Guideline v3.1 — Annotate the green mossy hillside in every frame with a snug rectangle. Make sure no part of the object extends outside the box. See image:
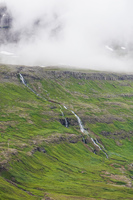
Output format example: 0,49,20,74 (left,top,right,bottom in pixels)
0,65,133,199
